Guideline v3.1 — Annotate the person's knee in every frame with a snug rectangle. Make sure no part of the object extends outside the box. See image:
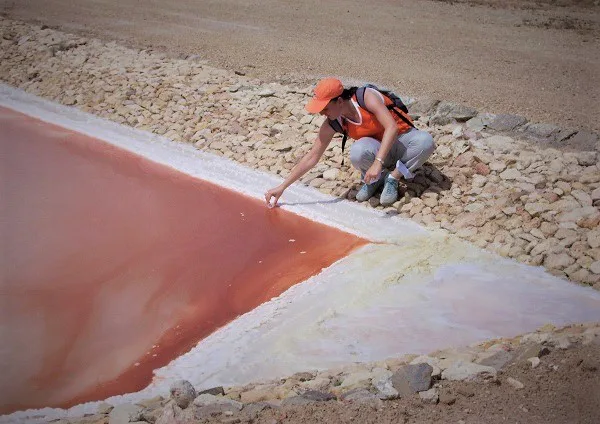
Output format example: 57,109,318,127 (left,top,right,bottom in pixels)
405,131,435,172
349,138,376,168
418,131,435,156
348,144,363,168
